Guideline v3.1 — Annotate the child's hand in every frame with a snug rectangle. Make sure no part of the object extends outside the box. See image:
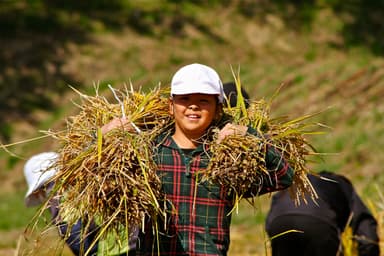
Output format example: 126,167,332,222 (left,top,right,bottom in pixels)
217,123,247,143
100,117,133,134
